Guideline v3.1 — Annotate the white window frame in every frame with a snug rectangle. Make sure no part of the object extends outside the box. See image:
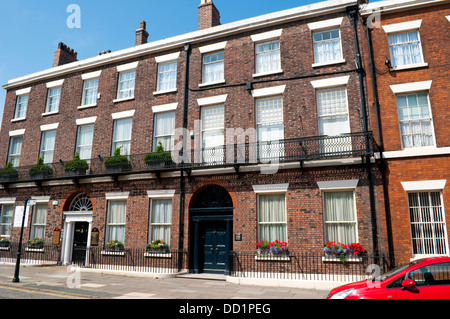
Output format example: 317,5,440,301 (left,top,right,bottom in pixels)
201,104,225,164
251,29,283,77
81,78,99,107
105,192,129,246
201,51,225,86
76,123,95,161
14,94,29,120
153,111,176,152
112,117,133,156
155,52,179,94
405,190,449,259
317,179,359,245
383,20,427,70
29,202,47,240
7,135,23,168
39,128,57,164
253,183,288,243
44,86,61,115
308,17,345,67
148,198,173,247
0,204,14,237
